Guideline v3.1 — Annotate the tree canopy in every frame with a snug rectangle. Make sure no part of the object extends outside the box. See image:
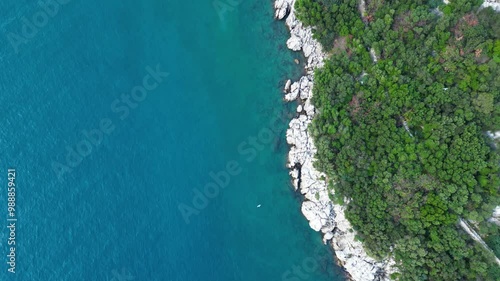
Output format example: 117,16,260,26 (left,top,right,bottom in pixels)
296,0,500,280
